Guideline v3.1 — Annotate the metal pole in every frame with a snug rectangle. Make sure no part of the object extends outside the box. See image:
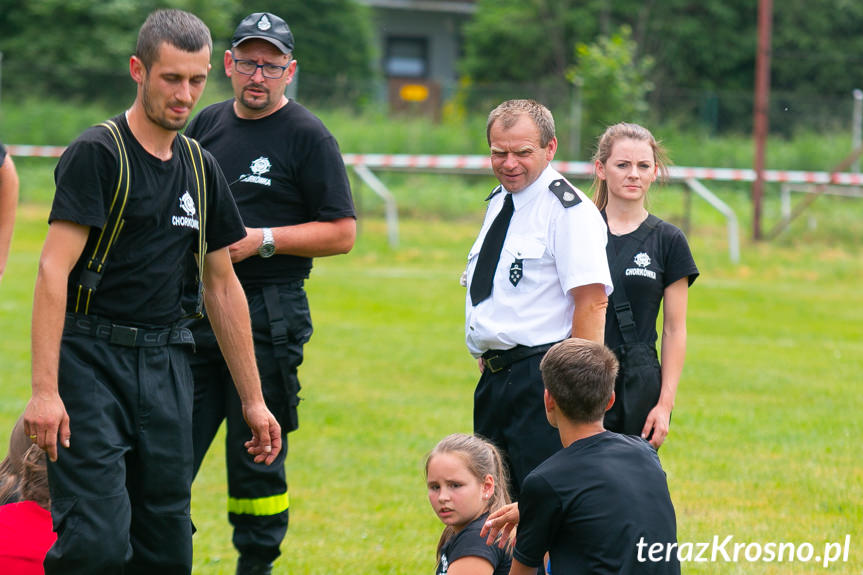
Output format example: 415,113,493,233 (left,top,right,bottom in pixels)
686,178,740,264
352,164,399,248
852,89,862,173
751,0,773,241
